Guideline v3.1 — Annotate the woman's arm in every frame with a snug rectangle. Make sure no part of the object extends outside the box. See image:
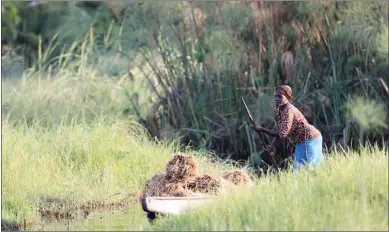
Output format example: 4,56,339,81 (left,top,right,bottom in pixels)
253,106,294,139
253,124,280,138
